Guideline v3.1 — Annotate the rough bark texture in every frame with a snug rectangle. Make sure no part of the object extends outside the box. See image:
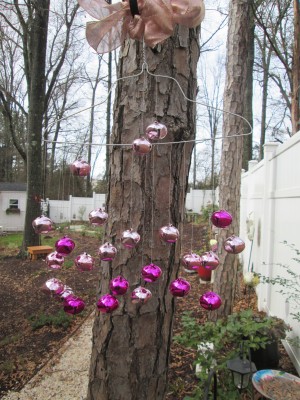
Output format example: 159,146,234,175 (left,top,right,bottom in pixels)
87,28,199,400
292,0,300,134
212,0,251,319
23,1,50,249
